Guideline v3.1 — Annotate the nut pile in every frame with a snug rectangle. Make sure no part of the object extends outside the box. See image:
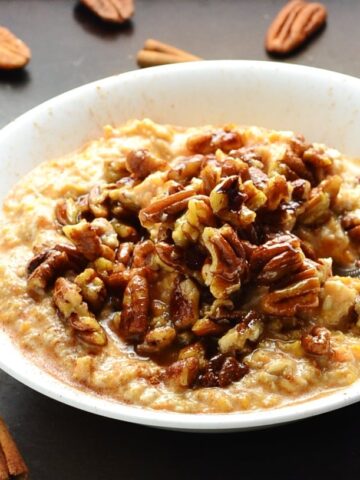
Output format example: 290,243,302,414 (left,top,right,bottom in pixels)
27,126,350,389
